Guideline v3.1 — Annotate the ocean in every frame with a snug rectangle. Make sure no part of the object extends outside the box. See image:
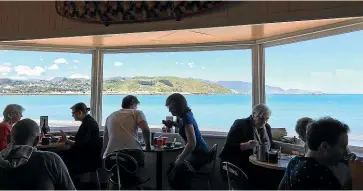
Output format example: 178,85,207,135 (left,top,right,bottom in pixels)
1,94,363,146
